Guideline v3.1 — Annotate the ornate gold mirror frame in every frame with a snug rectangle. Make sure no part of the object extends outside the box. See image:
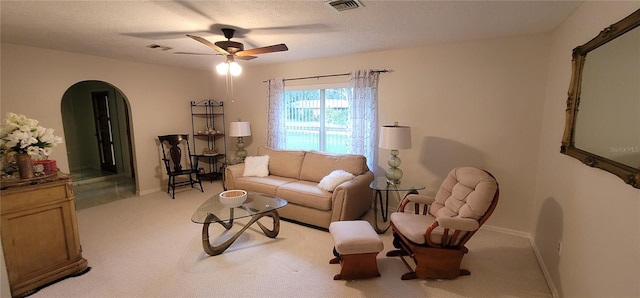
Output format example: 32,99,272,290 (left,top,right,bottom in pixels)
561,9,640,189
